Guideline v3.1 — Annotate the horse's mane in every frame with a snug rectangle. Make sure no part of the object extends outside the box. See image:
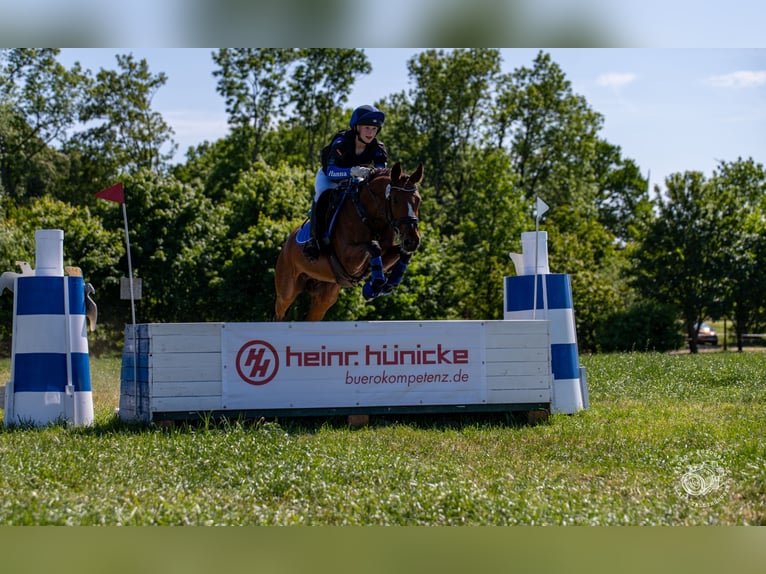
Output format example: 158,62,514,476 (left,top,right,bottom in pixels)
369,167,391,182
